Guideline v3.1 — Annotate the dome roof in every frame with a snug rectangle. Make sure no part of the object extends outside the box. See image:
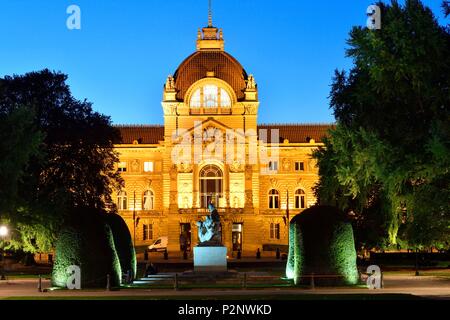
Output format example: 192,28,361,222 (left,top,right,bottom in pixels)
173,51,248,101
